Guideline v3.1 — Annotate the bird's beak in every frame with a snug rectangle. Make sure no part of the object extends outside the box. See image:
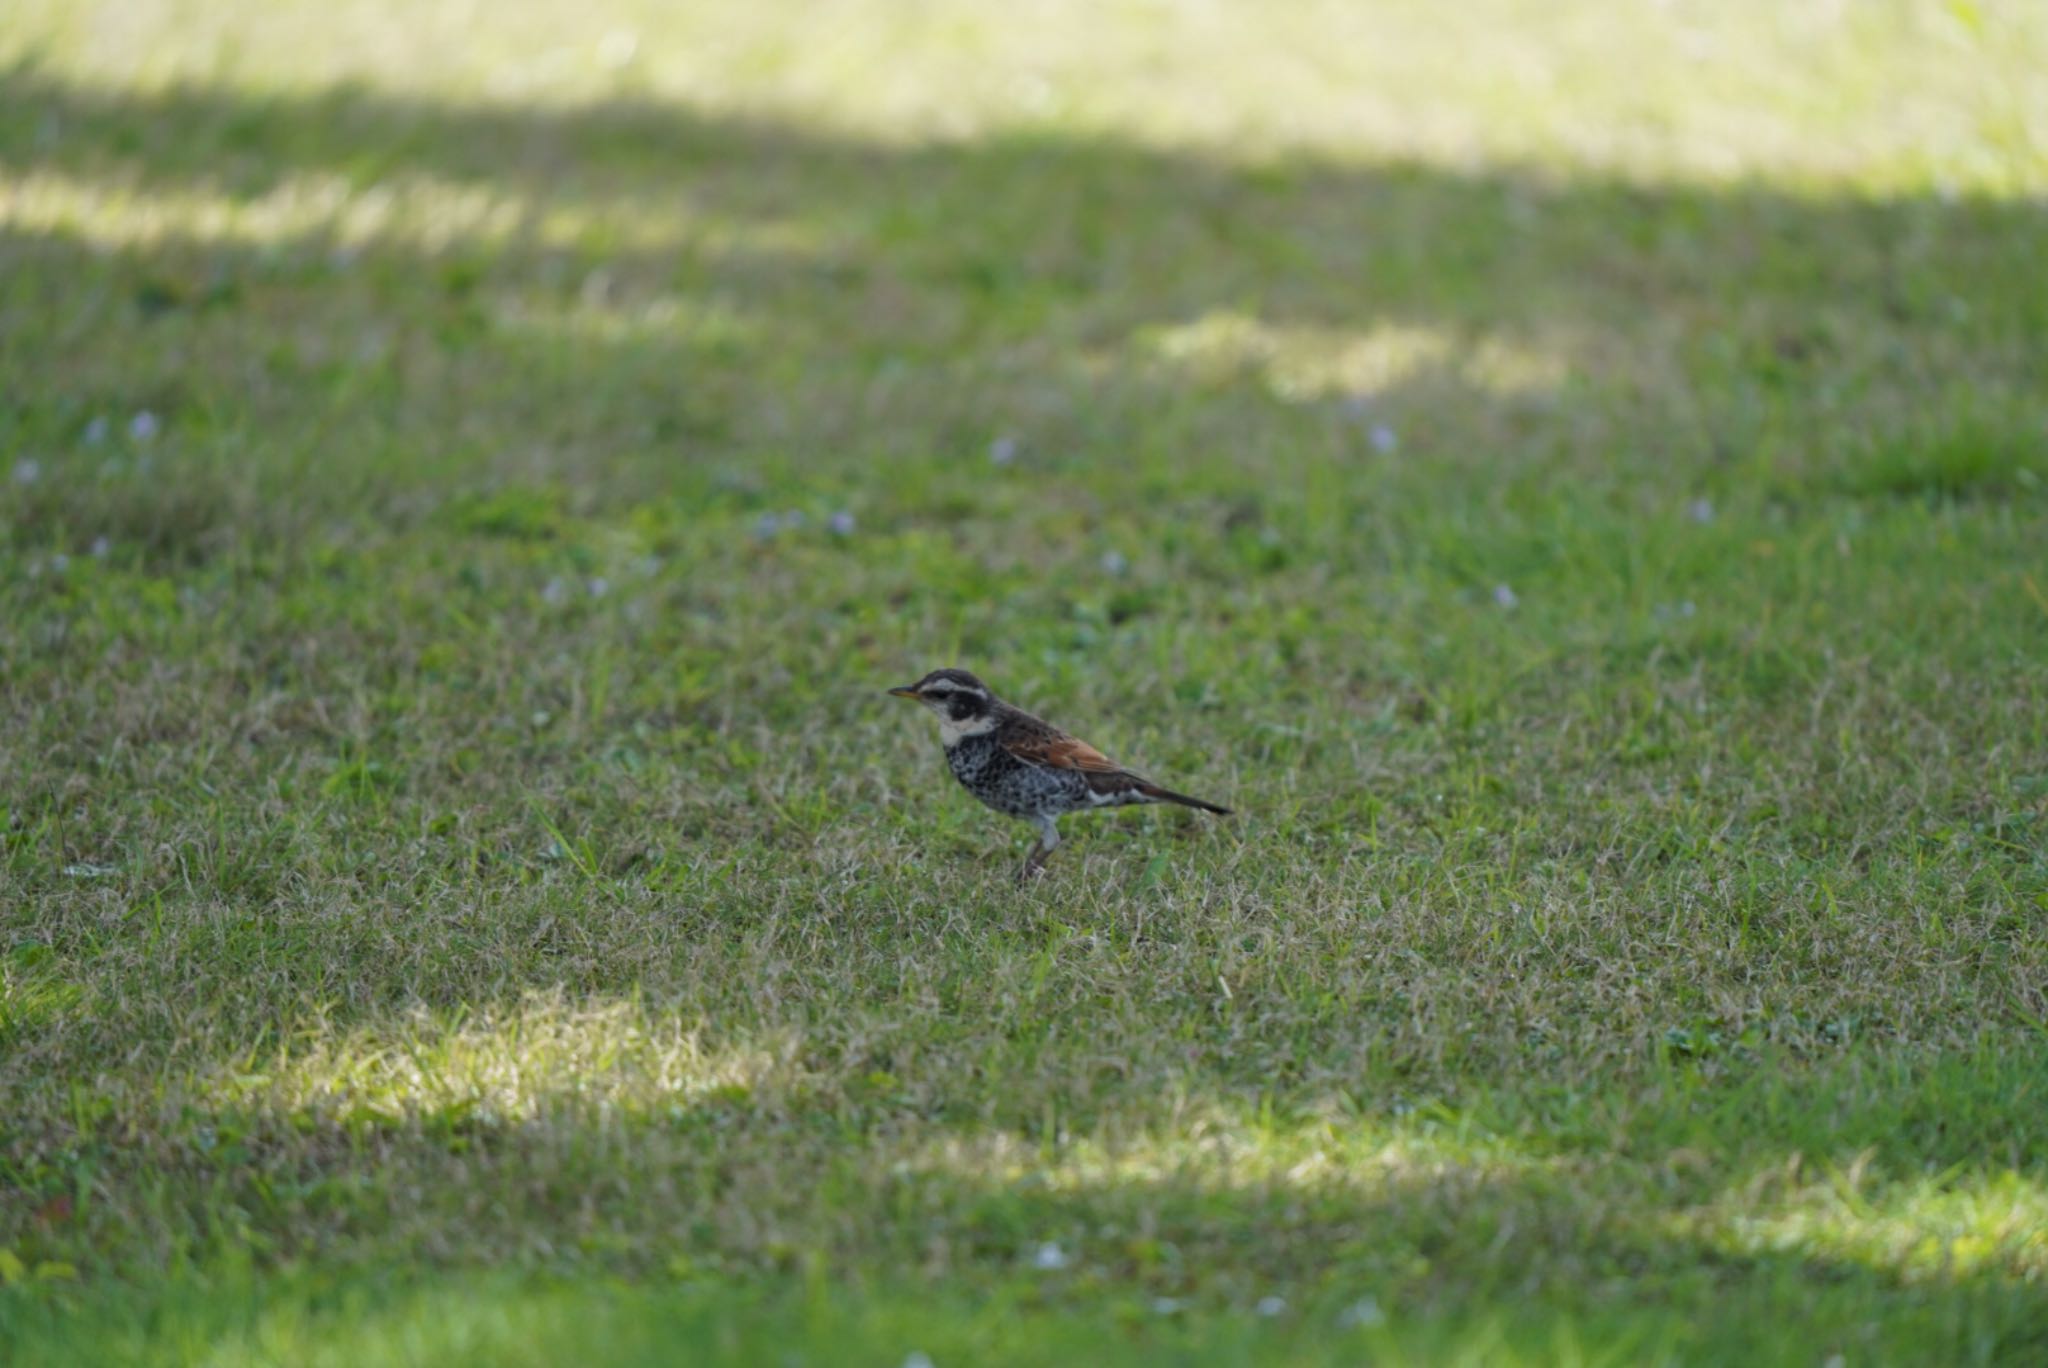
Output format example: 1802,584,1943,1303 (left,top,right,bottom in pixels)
887,685,922,699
